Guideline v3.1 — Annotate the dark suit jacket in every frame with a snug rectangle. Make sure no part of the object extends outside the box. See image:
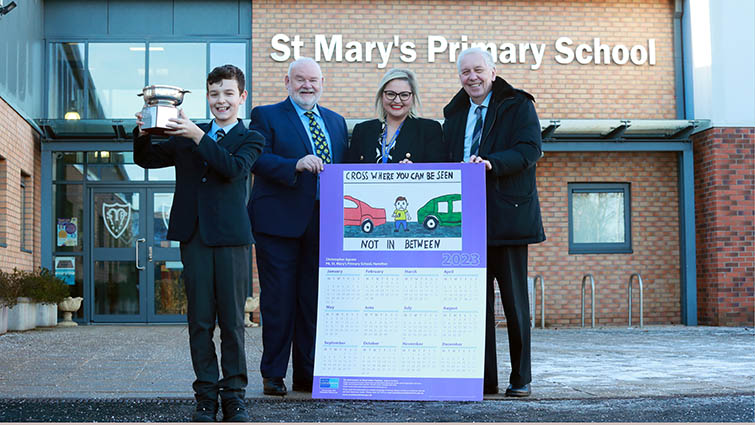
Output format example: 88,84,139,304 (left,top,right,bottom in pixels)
347,116,445,163
443,77,545,246
248,97,348,238
133,120,264,246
